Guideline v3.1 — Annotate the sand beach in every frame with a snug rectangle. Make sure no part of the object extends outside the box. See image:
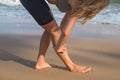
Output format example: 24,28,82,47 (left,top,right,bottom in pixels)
0,22,120,80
